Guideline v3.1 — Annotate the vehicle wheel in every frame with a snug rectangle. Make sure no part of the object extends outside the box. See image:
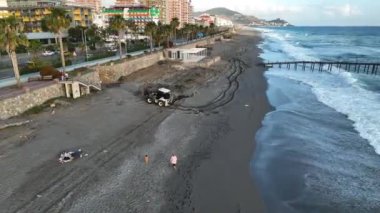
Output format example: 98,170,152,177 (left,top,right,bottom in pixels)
146,98,153,104
158,101,164,107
